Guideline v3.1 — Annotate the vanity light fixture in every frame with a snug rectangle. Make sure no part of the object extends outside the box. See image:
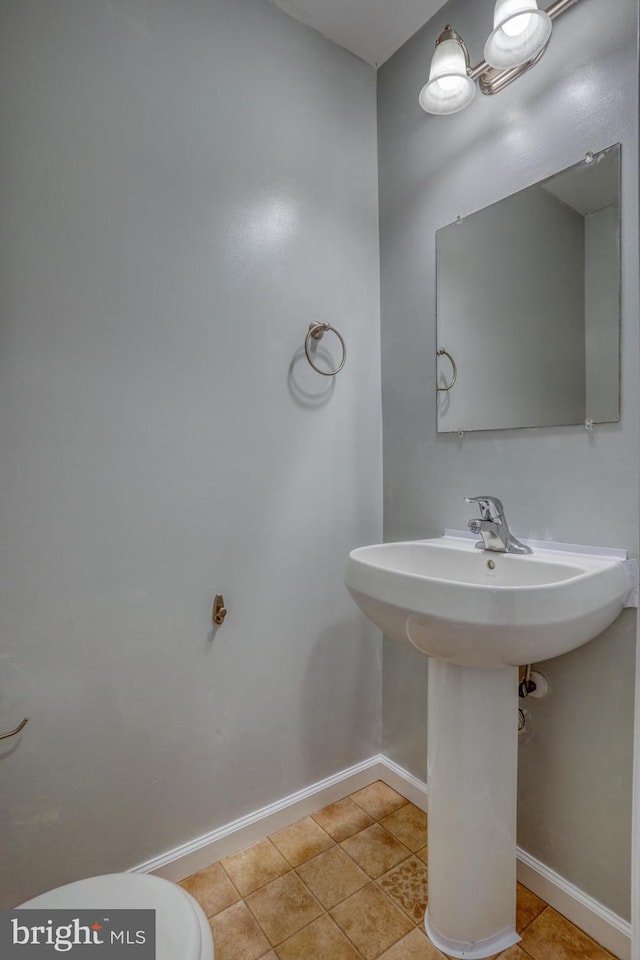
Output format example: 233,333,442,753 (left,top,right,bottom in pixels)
485,0,552,68
419,0,581,116
418,25,476,116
